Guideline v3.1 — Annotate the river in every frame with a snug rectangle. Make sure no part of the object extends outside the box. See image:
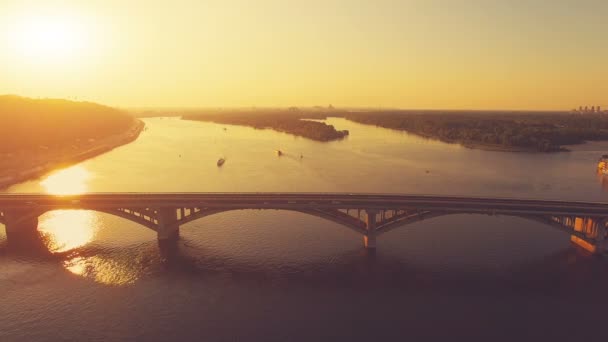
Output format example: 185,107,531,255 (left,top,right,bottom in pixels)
1,117,608,341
